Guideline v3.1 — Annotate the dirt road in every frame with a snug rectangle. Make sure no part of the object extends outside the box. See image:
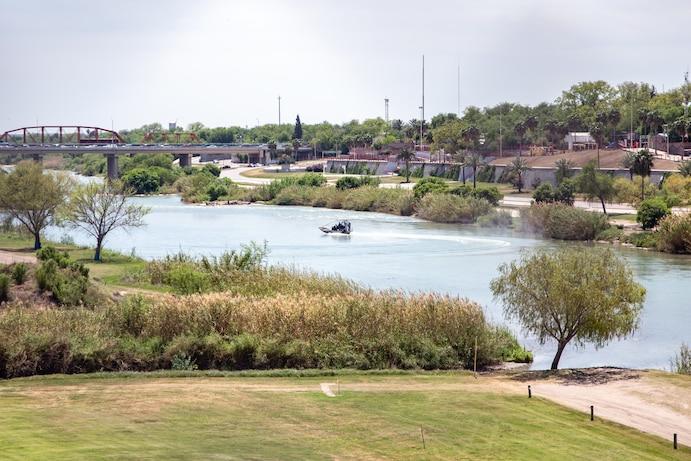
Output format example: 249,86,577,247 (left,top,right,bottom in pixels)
0,249,36,265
